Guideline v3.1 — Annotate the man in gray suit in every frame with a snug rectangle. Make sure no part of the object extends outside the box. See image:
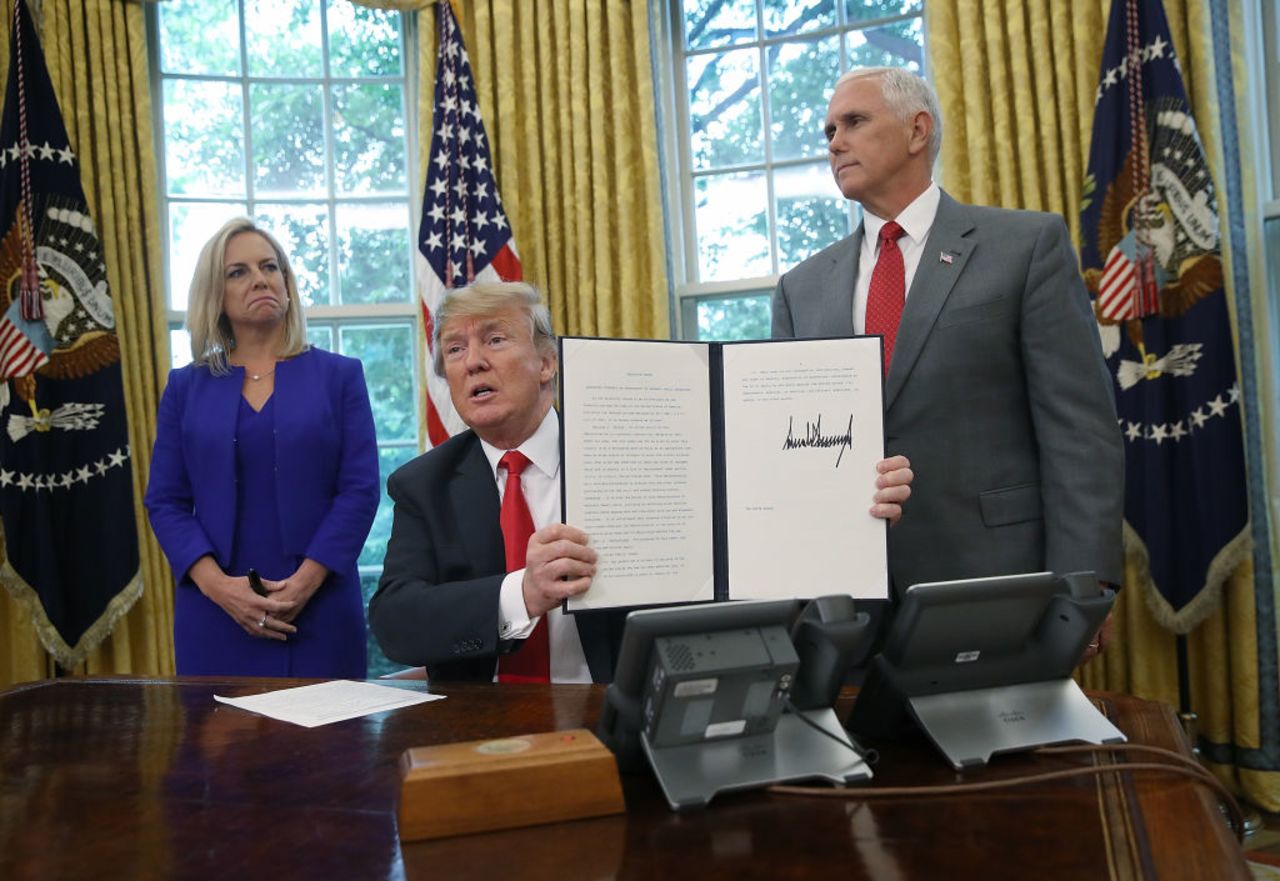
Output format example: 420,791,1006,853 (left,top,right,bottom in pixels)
772,68,1122,661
